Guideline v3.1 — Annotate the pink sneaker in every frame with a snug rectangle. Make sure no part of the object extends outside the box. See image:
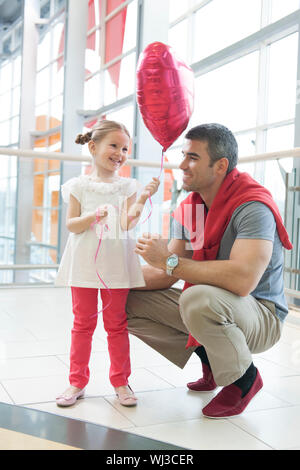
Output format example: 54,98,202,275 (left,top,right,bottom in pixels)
56,388,85,407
